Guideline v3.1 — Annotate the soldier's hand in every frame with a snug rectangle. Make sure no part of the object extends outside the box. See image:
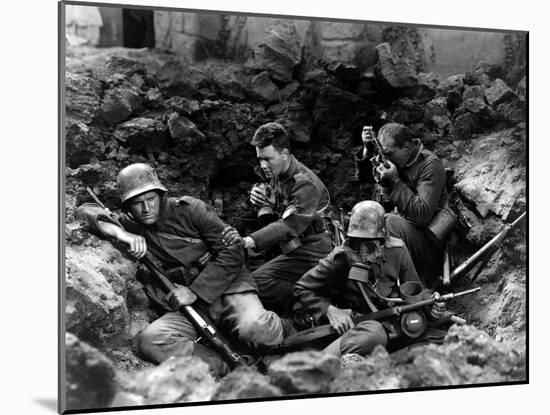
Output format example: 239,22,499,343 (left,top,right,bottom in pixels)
430,292,447,320
165,284,197,309
376,160,399,184
250,184,269,206
326,305,355,335
118,230,147,259
221,226,243,246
